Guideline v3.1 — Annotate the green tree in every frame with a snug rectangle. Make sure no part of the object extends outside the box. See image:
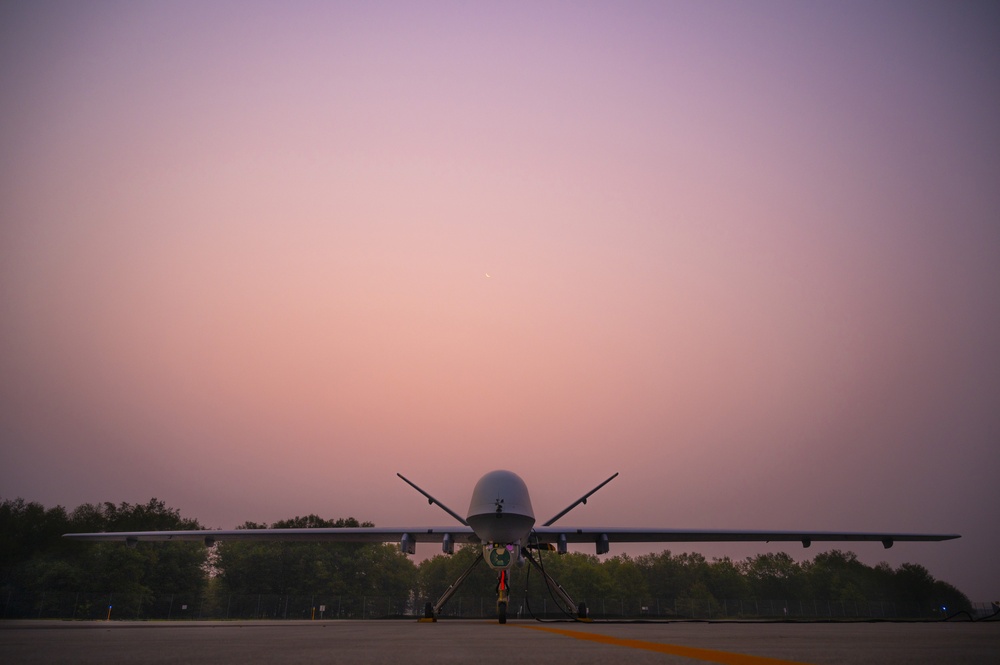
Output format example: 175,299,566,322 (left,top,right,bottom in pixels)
1,499,75,590
741,552,804,599
636,550,684,598
68,499,208,606
928,579,971,615
869,561,895,601
887,562,968,616
2,497,206,596
674,552,711,598
706,556,749,600
637,551,741,601
803,550,870,603
215,515,416,613
603,554,649,599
